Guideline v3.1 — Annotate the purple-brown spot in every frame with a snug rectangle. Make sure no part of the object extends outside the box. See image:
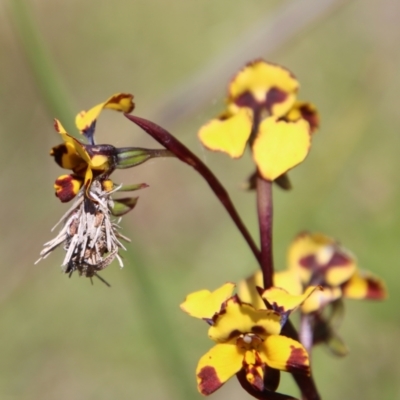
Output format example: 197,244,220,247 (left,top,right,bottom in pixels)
197,366,222,395
265,88,288,114
251,325,267,335
50,144,69,168
365,278,387,300
286,346,310,375
234,91,260,110
54,175,82,203
298,104,319,133
299,249,352,282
